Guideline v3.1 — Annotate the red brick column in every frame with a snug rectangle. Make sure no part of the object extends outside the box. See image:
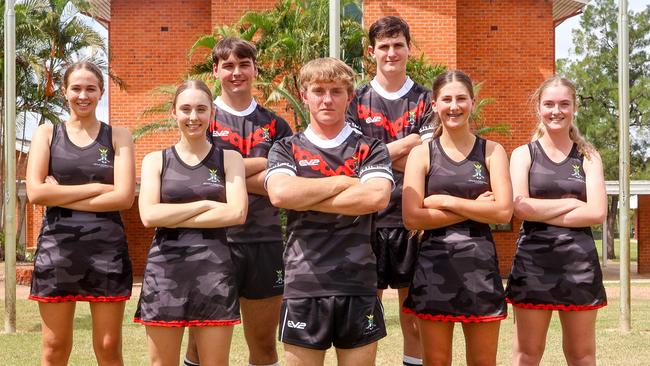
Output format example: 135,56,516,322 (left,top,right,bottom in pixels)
637,195,650,274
